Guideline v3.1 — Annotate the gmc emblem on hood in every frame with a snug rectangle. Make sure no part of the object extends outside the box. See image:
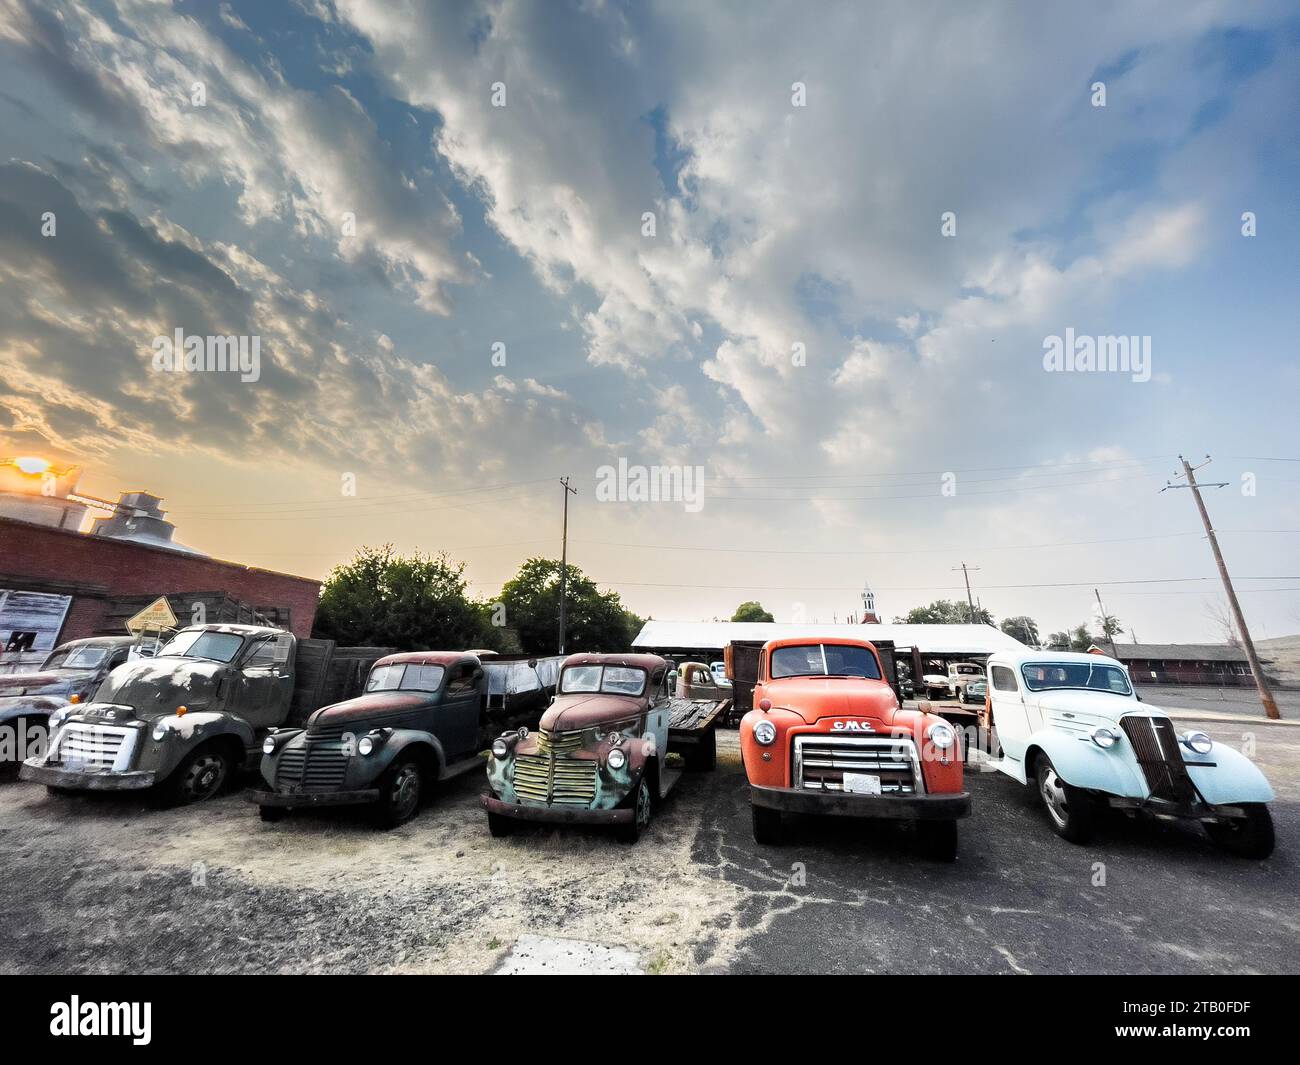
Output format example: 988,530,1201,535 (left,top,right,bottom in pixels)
831,721,875,732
